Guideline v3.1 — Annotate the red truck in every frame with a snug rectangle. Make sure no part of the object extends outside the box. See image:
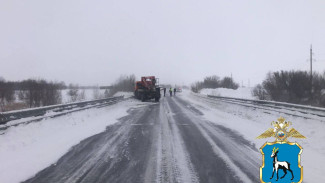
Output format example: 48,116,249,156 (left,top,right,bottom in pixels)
134,76,161,102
